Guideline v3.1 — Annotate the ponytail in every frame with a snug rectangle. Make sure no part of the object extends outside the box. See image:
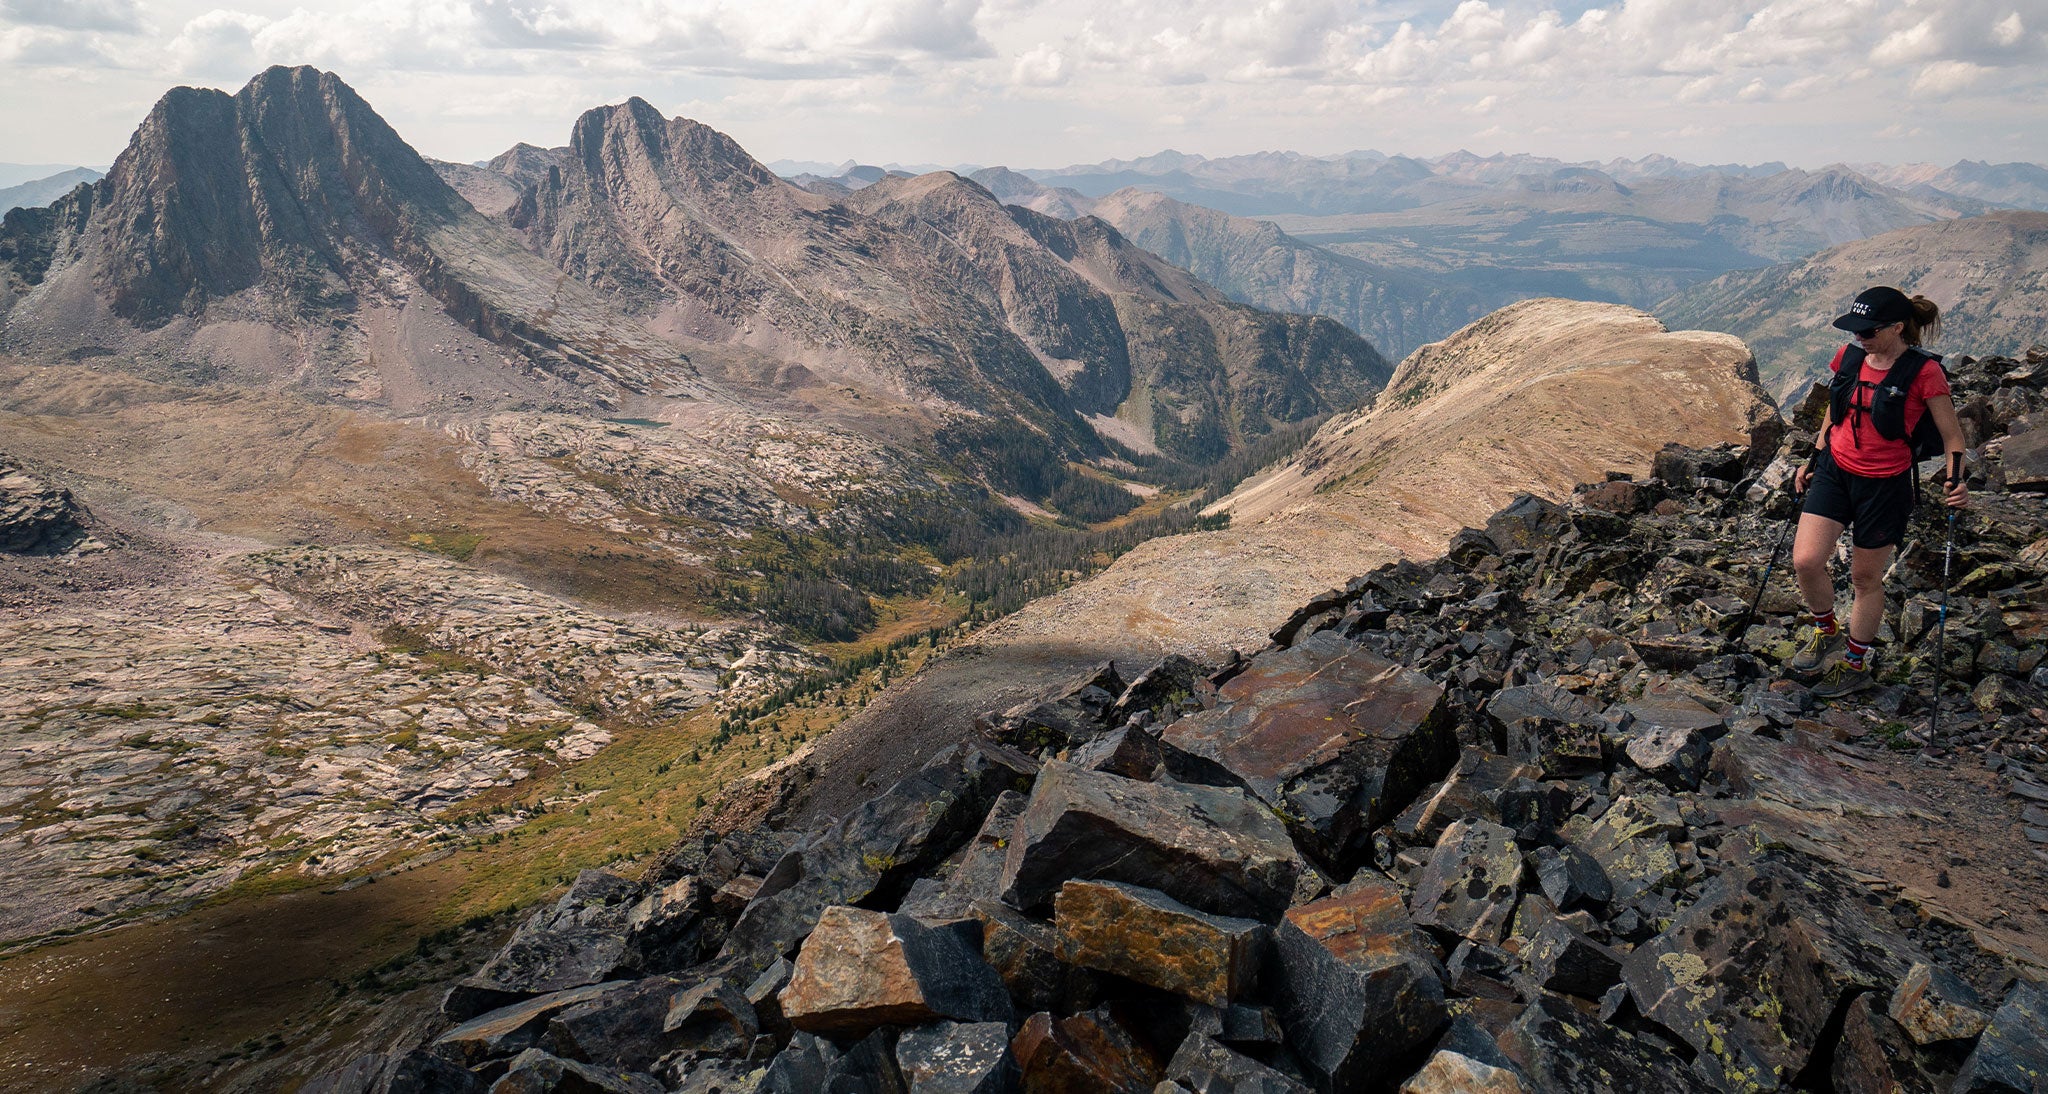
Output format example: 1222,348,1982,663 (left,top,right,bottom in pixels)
1902,295,1941,346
